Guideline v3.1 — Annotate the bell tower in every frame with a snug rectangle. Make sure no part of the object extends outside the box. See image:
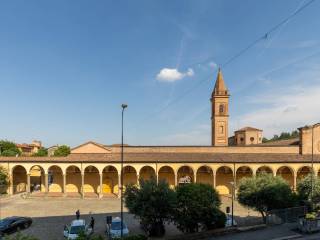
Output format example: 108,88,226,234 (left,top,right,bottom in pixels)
211,68,229,146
